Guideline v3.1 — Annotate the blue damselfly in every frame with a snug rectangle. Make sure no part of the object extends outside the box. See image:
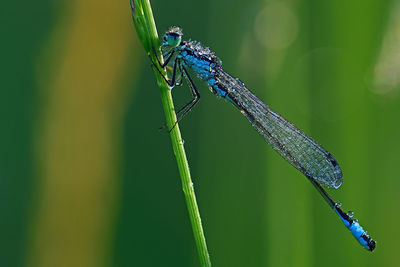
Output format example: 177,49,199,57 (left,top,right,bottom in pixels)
150,26,376,251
